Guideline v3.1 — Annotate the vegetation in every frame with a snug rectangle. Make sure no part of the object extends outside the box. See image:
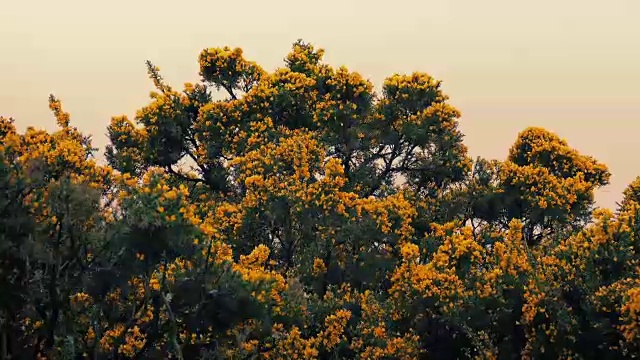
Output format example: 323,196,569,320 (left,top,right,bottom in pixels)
2,40,640,359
